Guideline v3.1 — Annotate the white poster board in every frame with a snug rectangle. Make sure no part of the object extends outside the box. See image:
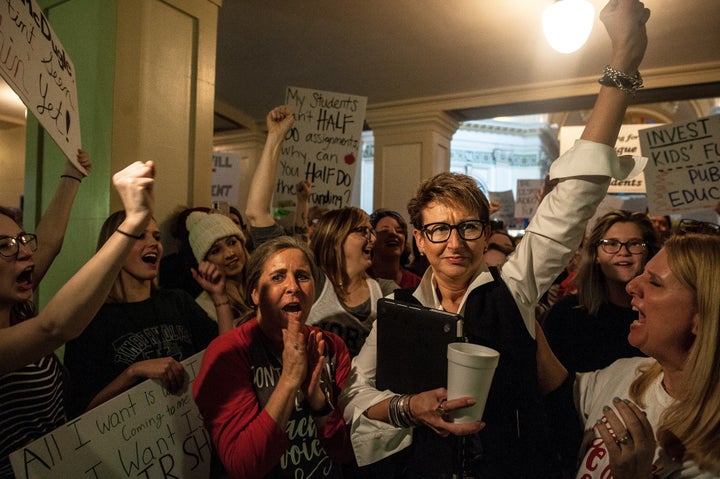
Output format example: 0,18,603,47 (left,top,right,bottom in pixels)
639,115,720,216
488,190,516,228
560,124,653,194
0,0,83,171
514,179,544,219
211,152,242,207
275,86,367,210
10,352,211,479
